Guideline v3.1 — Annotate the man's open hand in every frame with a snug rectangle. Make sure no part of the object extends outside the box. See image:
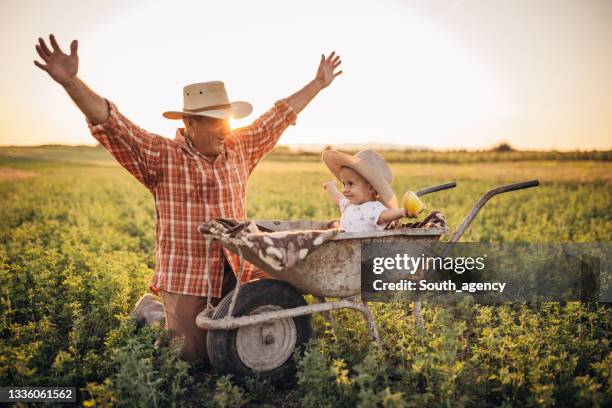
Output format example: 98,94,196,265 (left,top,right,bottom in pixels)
315,51,343,89
34,34,79,87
